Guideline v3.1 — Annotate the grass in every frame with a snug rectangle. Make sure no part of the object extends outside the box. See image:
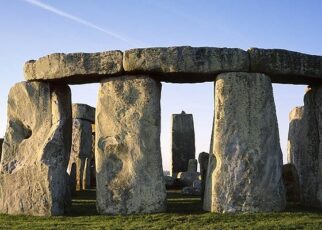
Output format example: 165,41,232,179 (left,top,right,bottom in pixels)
0,190,321,229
